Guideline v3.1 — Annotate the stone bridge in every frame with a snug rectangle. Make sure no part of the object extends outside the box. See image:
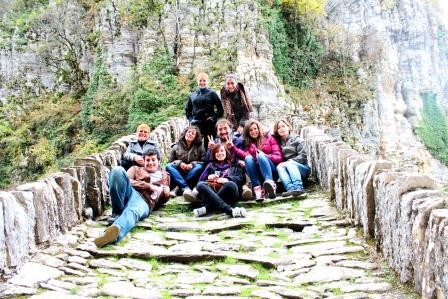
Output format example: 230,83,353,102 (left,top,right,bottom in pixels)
0,117,446,298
